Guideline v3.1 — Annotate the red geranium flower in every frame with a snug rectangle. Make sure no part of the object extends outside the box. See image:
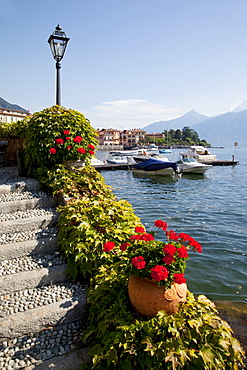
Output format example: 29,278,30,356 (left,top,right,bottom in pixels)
63,130,70,135
130,234,142,241
120,242,131,251
163,244,177,256
49,148,56,154
65,137,71,140
89,150,95,155
162,254,176,265
139,233,155,241
166,230,179,241
73,136,83,143
135,226,145,233
103,241,115,252
177,247,189,258
131,256,146,269
173,273,187,284
189,239,202,253
67,146,72,150
77,148,86,154
150,265,169,281
88,144,95,150
55,138,64,145
154,220,168,231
